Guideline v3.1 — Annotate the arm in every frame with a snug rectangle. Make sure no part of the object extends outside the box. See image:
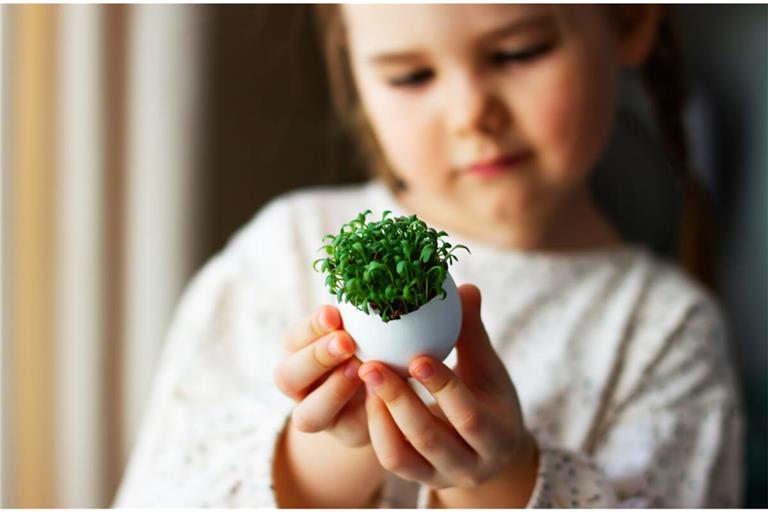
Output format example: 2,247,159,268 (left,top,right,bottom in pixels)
429,430,540,508
113,253,298,506
271,303,391,507
583,299,744,507
273,417,386,508
418,296,743,508
113,277,385,507
116,195,393,507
